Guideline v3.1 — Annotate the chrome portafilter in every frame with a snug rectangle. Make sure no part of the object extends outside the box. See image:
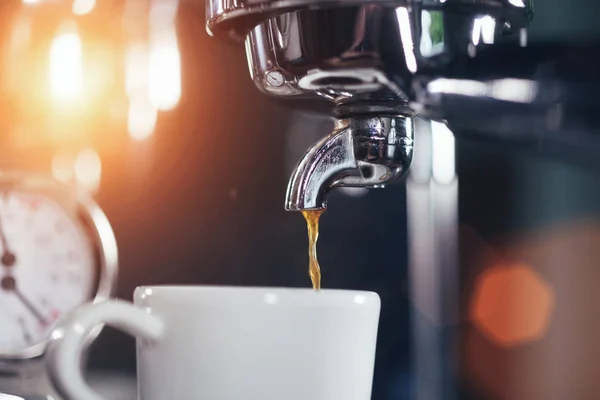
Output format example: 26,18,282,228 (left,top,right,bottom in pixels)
206,0,533,210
